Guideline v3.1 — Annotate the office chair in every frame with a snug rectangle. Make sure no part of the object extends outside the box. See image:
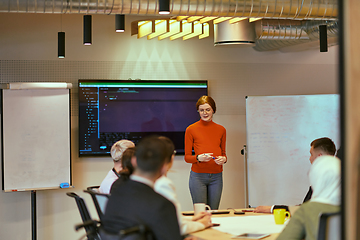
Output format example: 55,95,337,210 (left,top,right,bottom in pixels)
84,187,153,240
84,186,110,222
66,192,101,240
318,212,341,240
99,225,154,240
